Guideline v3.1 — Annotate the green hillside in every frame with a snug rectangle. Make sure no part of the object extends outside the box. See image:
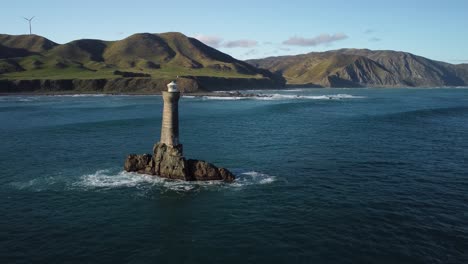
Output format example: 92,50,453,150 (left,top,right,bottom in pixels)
0,32,279,82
